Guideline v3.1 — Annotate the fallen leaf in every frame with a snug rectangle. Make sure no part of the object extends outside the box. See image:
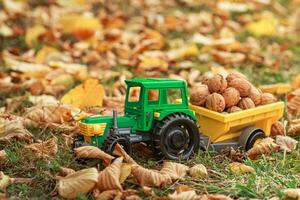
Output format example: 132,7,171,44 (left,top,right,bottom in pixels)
49,61,88,81
74,146,114,166
59,167,75,177
131,165,172,187
25,137,58,159
120,163,132,184
94,189,122,200
160,161,189,181
229,162,255,174
58,168,99,199
288,124,300,136
199,194,233,200
97,157,123,191
246,13,278,37
113,143,137,164
275,135,298,152
247,137,280,160
25,25,47,47
138,57,168,71
3,0,26,14
35,46,58,64
188,164,208,178
168,190,198,200
61,79,105,109
293,74,300,89
284,188,300,200
0,117,33,144
0,150,7,162
0,171,13,190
